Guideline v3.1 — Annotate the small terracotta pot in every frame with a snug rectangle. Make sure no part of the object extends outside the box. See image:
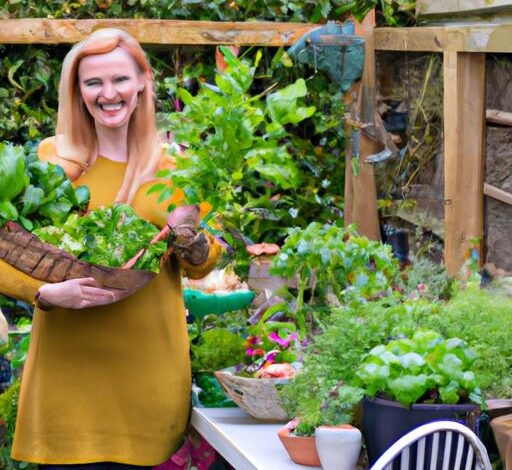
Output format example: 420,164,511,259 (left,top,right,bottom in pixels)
277,426,321,467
